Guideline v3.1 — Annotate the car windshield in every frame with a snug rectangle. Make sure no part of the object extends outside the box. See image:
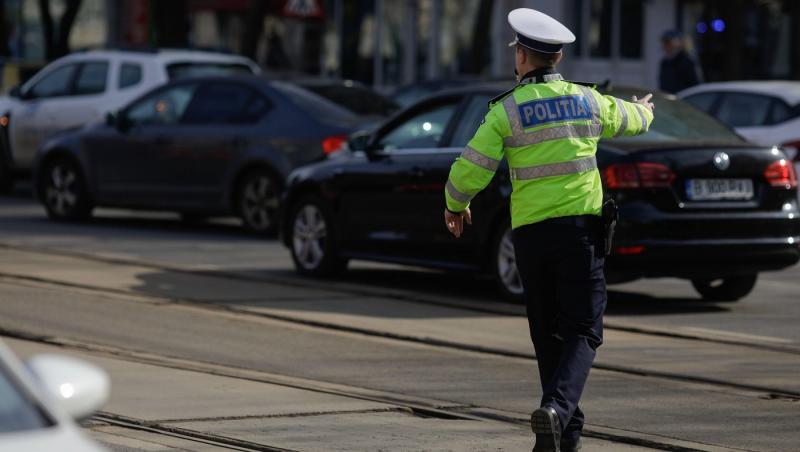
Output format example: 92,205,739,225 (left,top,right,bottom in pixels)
0,364,52,433
605,89,745,144
272,81,358,127
167,62,255,79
